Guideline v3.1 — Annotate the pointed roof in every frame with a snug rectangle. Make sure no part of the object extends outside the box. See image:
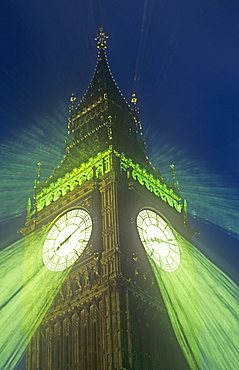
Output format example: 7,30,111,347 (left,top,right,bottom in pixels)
36,29,182,207
43,28,153,185
72,29,132,119
68,27,147,167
